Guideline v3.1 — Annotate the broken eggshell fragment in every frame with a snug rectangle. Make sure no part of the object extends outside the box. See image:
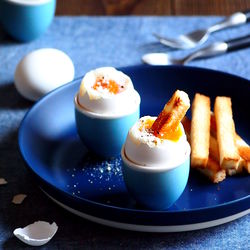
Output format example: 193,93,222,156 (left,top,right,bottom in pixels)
13,221,58,246
12,194,27,204
0,178,7,185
